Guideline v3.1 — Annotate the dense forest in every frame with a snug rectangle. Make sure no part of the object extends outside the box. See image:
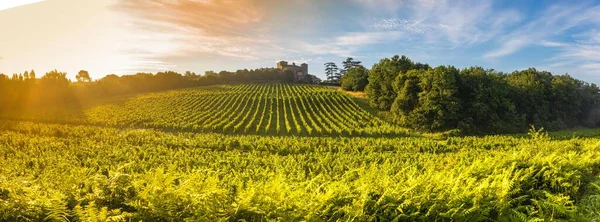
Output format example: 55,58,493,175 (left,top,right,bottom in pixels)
361,55,600,133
